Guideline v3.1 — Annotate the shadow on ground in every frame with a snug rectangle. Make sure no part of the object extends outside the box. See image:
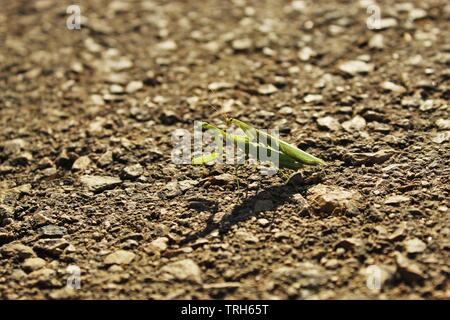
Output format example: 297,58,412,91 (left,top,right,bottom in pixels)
180,182,307,245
